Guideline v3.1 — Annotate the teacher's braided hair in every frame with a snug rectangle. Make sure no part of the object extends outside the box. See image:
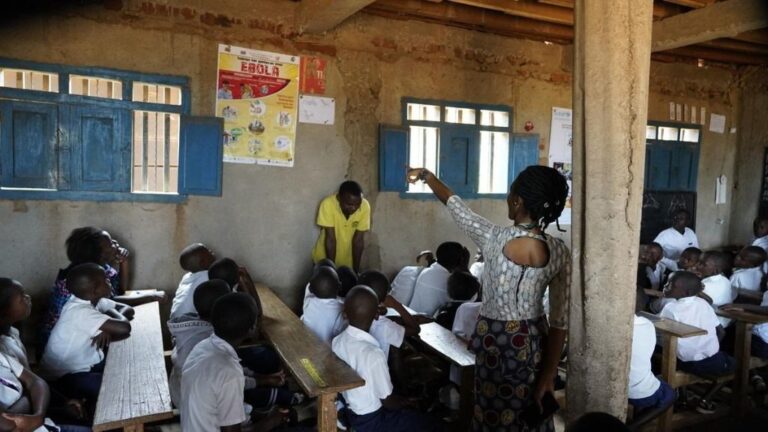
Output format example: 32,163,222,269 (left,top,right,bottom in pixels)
511,165,569,234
